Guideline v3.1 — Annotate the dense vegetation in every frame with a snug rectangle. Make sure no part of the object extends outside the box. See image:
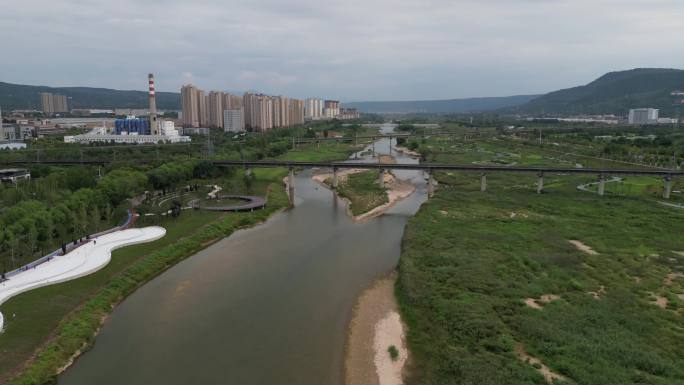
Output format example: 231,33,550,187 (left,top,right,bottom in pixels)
344,95,538,114
0,161,223,271
397,132,684,385
334,171,388,216
0,81,180,110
